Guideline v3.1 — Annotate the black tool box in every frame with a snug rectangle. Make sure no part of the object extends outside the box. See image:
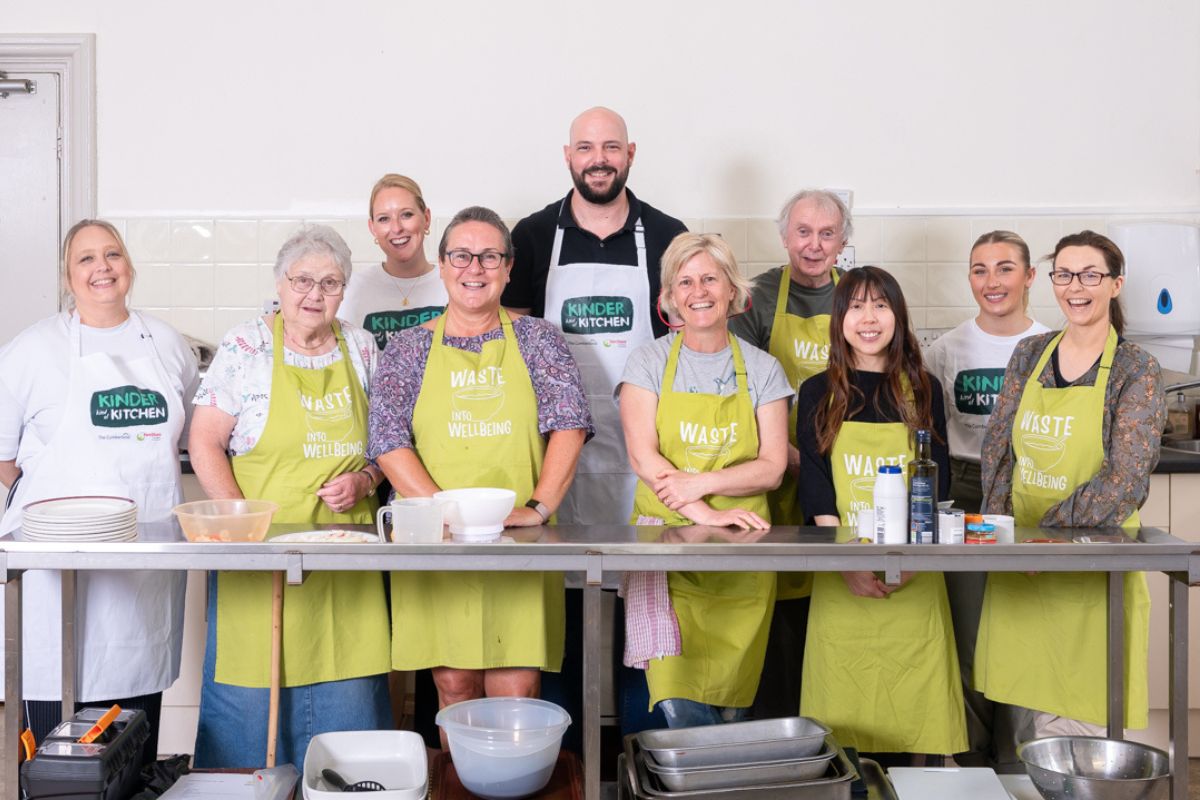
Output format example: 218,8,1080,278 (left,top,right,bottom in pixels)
20,707,148,800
